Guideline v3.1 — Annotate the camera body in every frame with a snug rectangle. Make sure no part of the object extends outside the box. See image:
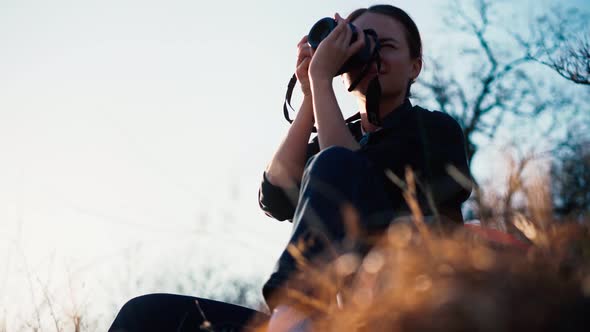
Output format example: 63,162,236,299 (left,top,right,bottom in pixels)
283,17,381,128
307,17,376,75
